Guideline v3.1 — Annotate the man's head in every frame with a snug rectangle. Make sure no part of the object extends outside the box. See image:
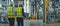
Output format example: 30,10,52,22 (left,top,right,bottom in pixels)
19,5,22,7
10,4,13,6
